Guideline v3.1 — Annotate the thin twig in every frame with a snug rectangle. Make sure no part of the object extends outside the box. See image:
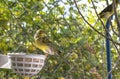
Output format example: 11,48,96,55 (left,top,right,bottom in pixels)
73,0,120,79
111,21,119,36
113,0,120,39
